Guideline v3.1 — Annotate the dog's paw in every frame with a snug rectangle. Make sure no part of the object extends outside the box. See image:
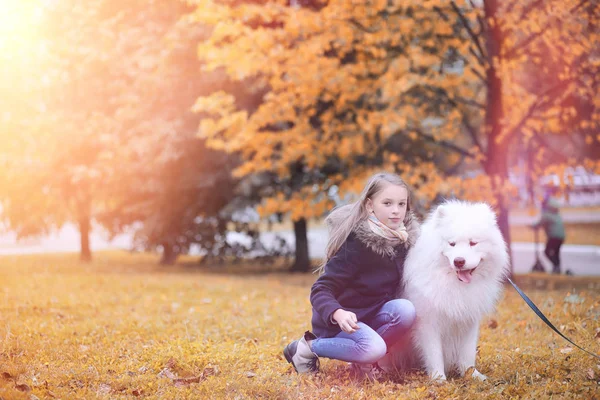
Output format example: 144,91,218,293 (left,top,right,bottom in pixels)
429,372,447,383
471,369,487,381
